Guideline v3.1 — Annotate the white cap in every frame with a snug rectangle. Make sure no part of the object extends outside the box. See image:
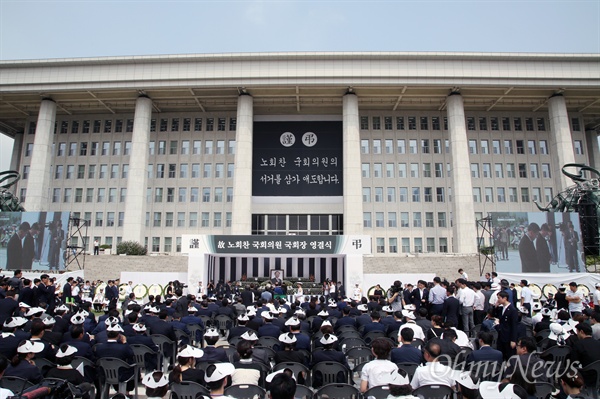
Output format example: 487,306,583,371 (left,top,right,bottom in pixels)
357,304,368,312
142,371,169,389
4,317,27,328
454,371,479,390
78,310,90,318
204,328,219,338
105,316,120,326
532,302,542,312
132,323,147,332
148,306,160,314
241,331,258,341
17,340,45,354
401,310,416,320
204,363,235,383
25,307,44,317
388,369,410,386
70,314,85,325
320,333,338,345
285,316,300,326
237,314,249,322
265,369,297,383
55,304,69,312
479,382,521,399
261,311,274,320
321,320,332,327
404,304,416,311
517,305,528,314
107,324,124,333
279,332,297,344
540,308,552,317
42,316,56,326
317,310,329,317
178,345,204,358
55,345,78,358
18,302,31,308
382,306,394,313
294,309,306,316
